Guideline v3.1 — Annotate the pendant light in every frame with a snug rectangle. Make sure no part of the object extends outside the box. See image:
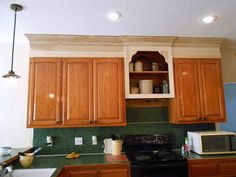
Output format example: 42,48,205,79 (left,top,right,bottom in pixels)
2,4,23,79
